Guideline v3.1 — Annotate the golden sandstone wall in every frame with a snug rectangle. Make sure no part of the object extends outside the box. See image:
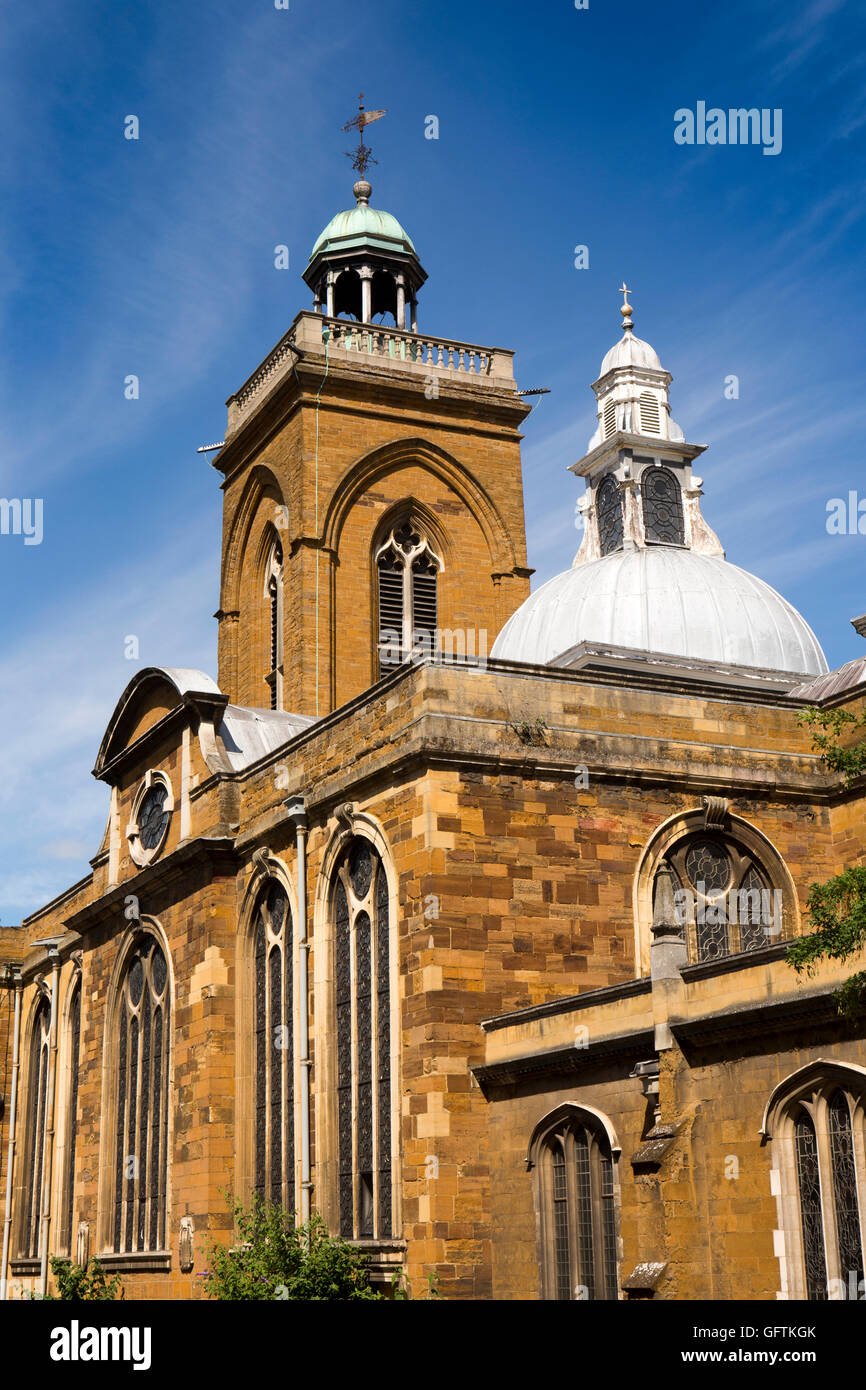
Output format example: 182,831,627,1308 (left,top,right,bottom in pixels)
1,630,863,1301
